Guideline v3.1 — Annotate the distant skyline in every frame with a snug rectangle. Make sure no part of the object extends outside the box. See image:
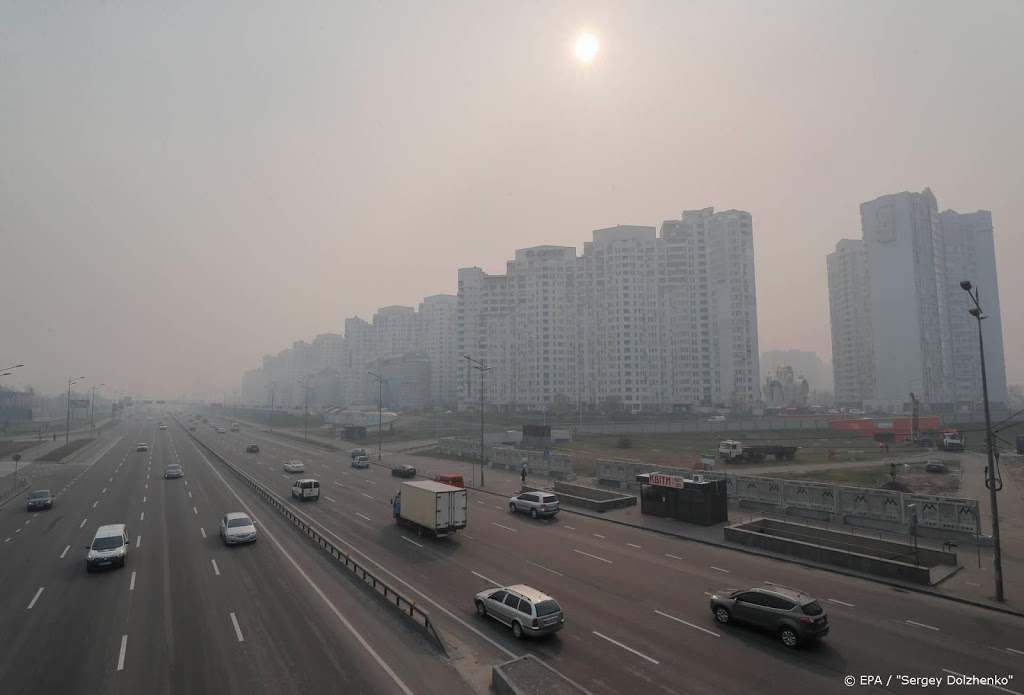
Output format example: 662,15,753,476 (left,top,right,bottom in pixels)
2,1,1021,398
